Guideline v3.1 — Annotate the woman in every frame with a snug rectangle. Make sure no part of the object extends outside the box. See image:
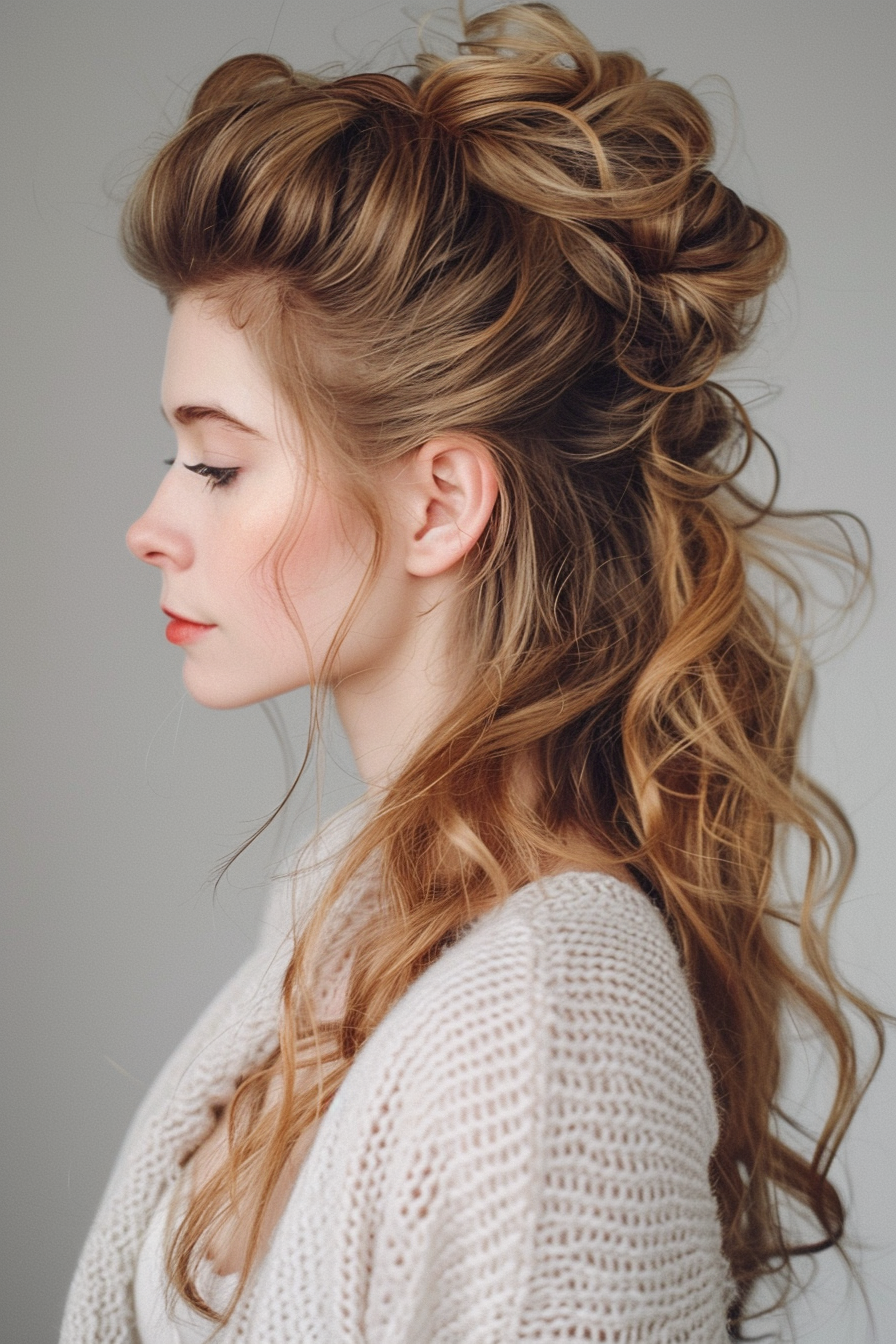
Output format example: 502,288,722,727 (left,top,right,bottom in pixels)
60,3,884,1339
